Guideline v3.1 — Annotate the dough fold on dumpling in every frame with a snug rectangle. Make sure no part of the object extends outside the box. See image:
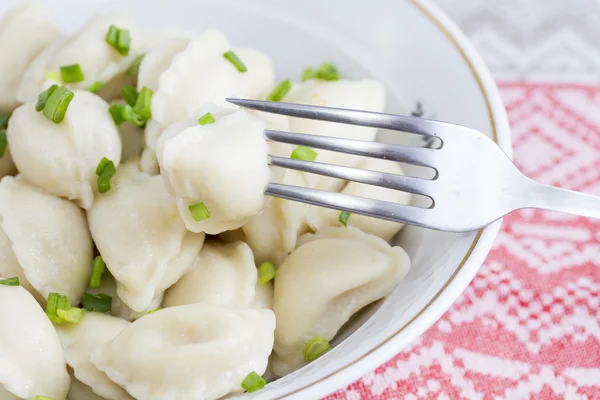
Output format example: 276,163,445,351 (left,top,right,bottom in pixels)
0,285,70,400
7,89,121,208
163,240,256,308
56,313,133,400
91,304,275,400
307,157,412,241
0,176,93,304
271,226,411,376
156,105,270,234
87,165,205,311
67,375,108,400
